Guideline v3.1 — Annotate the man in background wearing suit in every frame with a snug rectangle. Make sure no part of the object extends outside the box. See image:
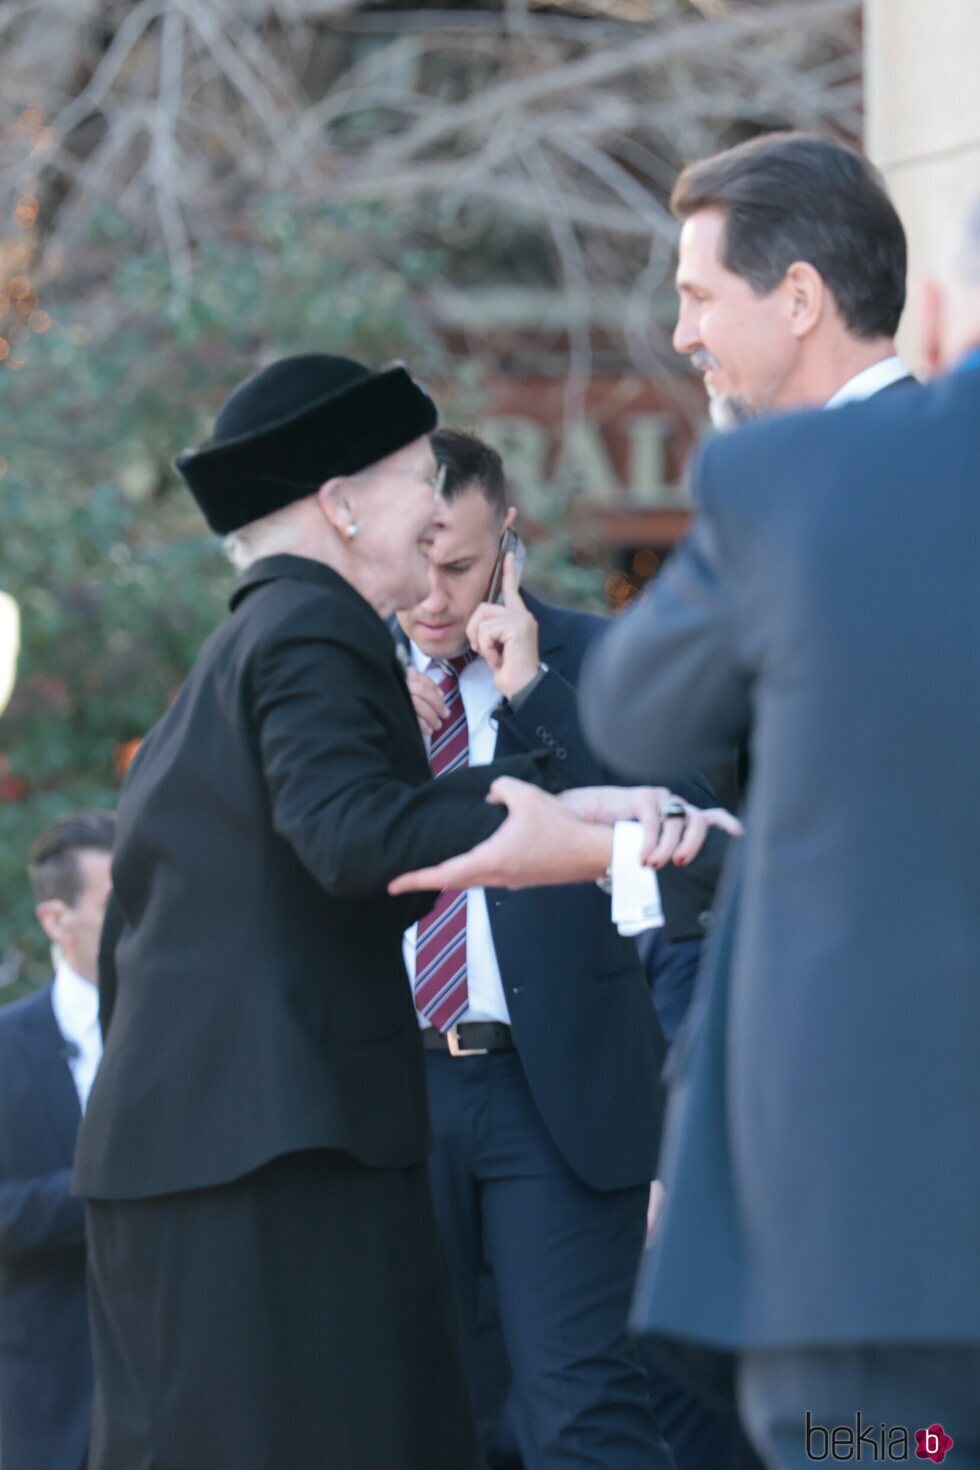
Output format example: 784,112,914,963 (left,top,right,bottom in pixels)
0,811,114,1470
579,192,980,1462
395,428,736,1470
